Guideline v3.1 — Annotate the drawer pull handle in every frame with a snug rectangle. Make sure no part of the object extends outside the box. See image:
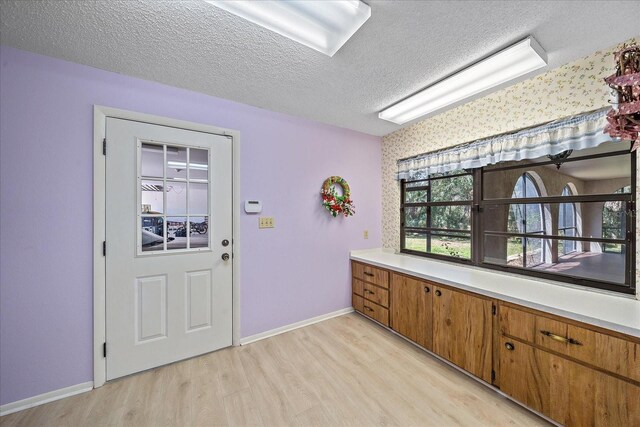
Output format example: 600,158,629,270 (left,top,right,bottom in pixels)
435,290,442,296
364,305,373,312
540,330,582,346
365,289,374,294
363,272,375,277
424,286,430,293
505,342,515,351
